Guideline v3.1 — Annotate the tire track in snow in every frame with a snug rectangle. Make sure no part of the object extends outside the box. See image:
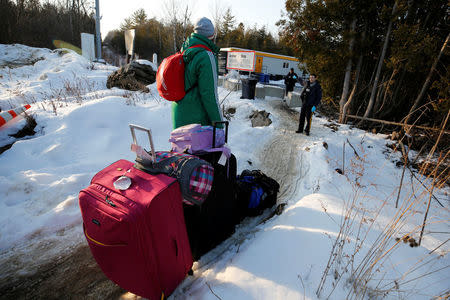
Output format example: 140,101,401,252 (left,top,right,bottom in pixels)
258,100,308,205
